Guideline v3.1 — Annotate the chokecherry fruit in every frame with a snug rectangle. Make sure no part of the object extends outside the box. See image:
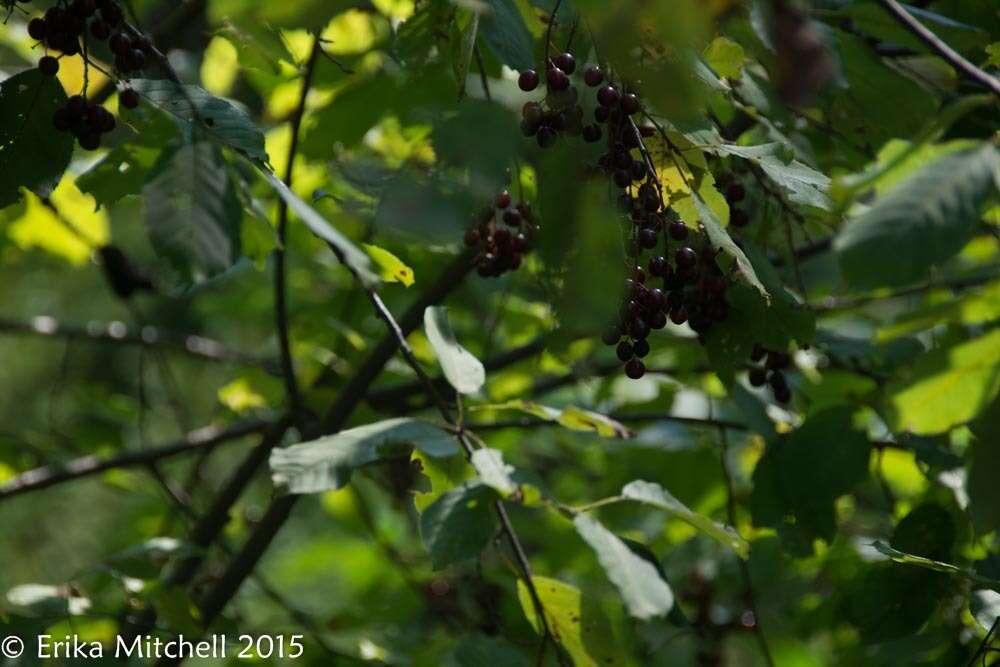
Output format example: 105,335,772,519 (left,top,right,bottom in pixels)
583,65,603,87
120,88,140,109
553,52,576,75
624,358,646,379
39,55,59,76
597,85,620,107
518,69,540,91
